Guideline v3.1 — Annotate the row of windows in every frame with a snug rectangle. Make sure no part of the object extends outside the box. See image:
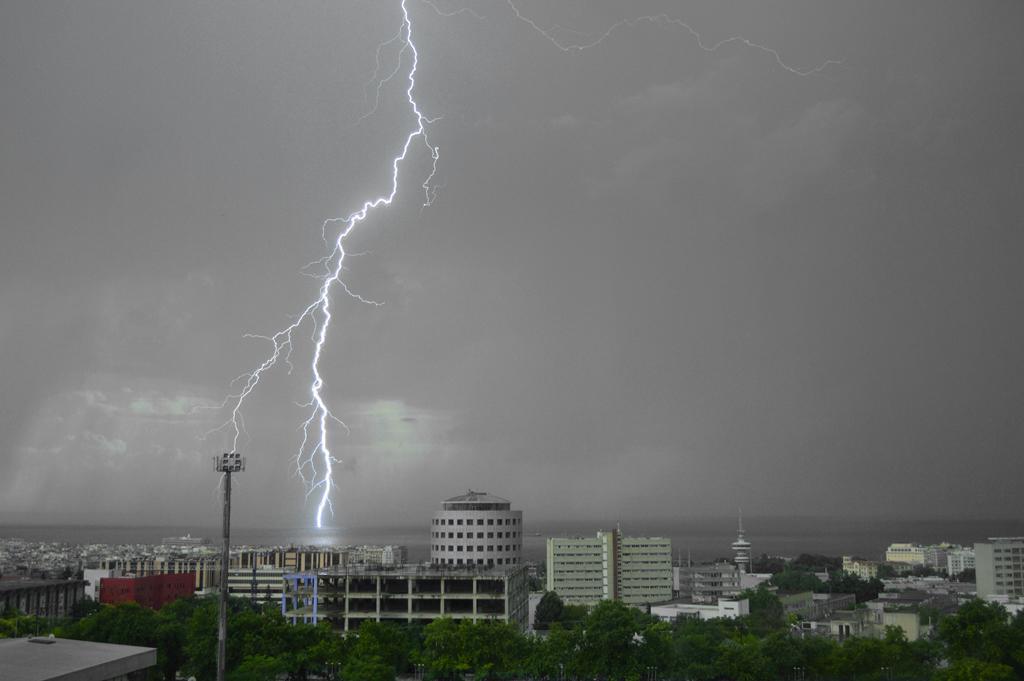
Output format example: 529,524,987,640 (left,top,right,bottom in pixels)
433,544,518,553
431,557,519,566
433,517,520,526
431,531,519,539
